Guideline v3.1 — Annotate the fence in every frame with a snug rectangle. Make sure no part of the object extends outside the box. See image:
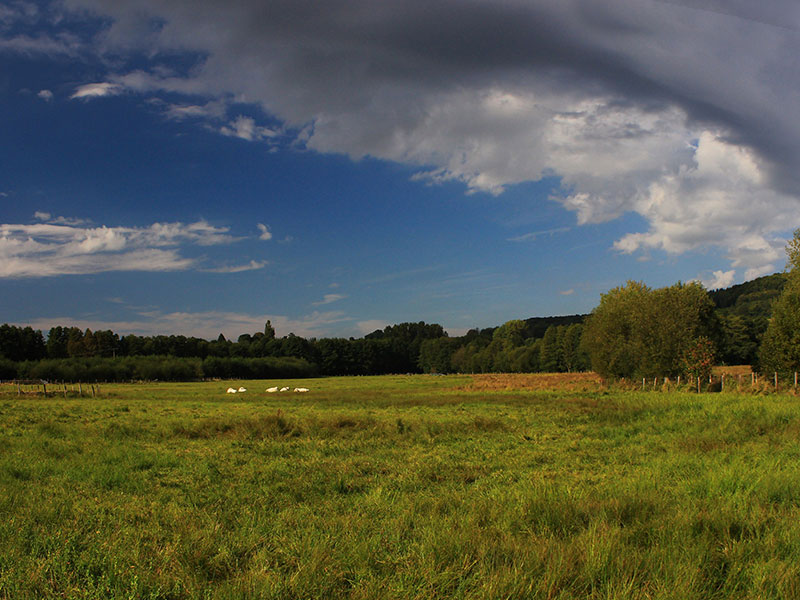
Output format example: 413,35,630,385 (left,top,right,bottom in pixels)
631,371,800,394
1,380,101,397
